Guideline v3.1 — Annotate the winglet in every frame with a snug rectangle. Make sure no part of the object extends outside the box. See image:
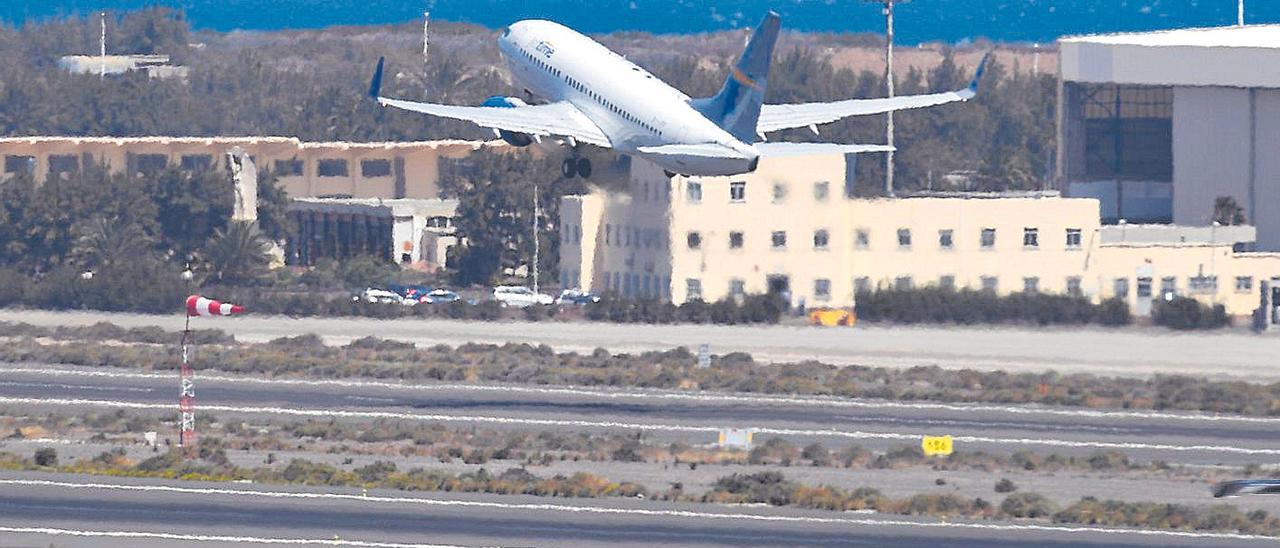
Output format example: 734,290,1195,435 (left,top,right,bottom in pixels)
967,53,990,95
368,57,386,100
